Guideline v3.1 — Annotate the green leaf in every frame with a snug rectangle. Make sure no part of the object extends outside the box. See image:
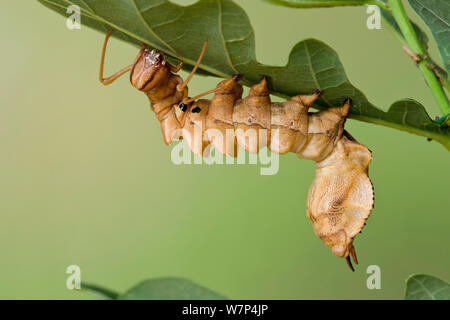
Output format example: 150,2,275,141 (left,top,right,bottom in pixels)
81,282,120,300
381,9,429,51
262,0,387,9
119,278,227,300
405,274,450,300
38,0,449,149
409,0,450,72
375,99,448,147
381,9,448,89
